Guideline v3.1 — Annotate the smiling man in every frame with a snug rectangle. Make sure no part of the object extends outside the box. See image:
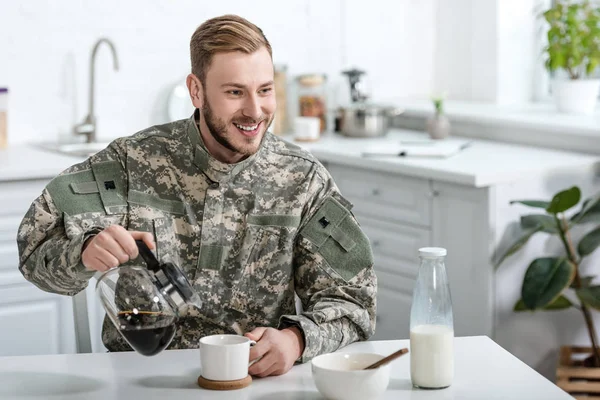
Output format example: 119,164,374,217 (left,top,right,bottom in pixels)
17,15,377,377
